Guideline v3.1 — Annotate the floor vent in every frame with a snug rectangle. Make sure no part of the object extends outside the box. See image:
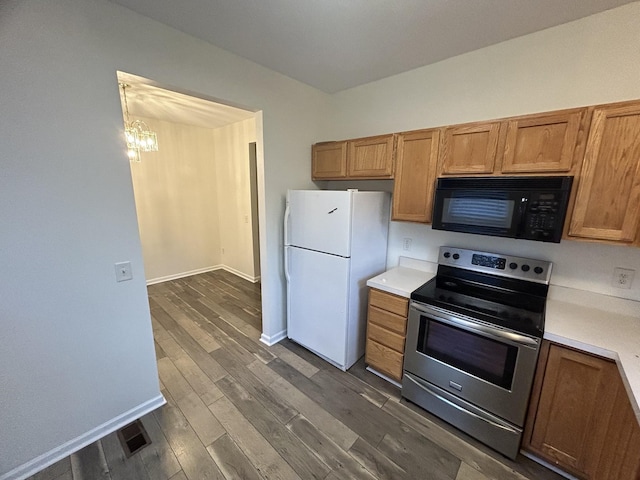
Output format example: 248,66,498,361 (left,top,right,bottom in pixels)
117,419,151,457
